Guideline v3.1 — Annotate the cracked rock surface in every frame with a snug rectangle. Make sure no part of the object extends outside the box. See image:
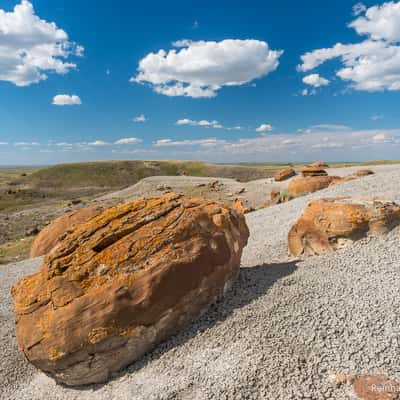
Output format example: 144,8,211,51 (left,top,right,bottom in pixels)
2,164,400,399
11,193,249,386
